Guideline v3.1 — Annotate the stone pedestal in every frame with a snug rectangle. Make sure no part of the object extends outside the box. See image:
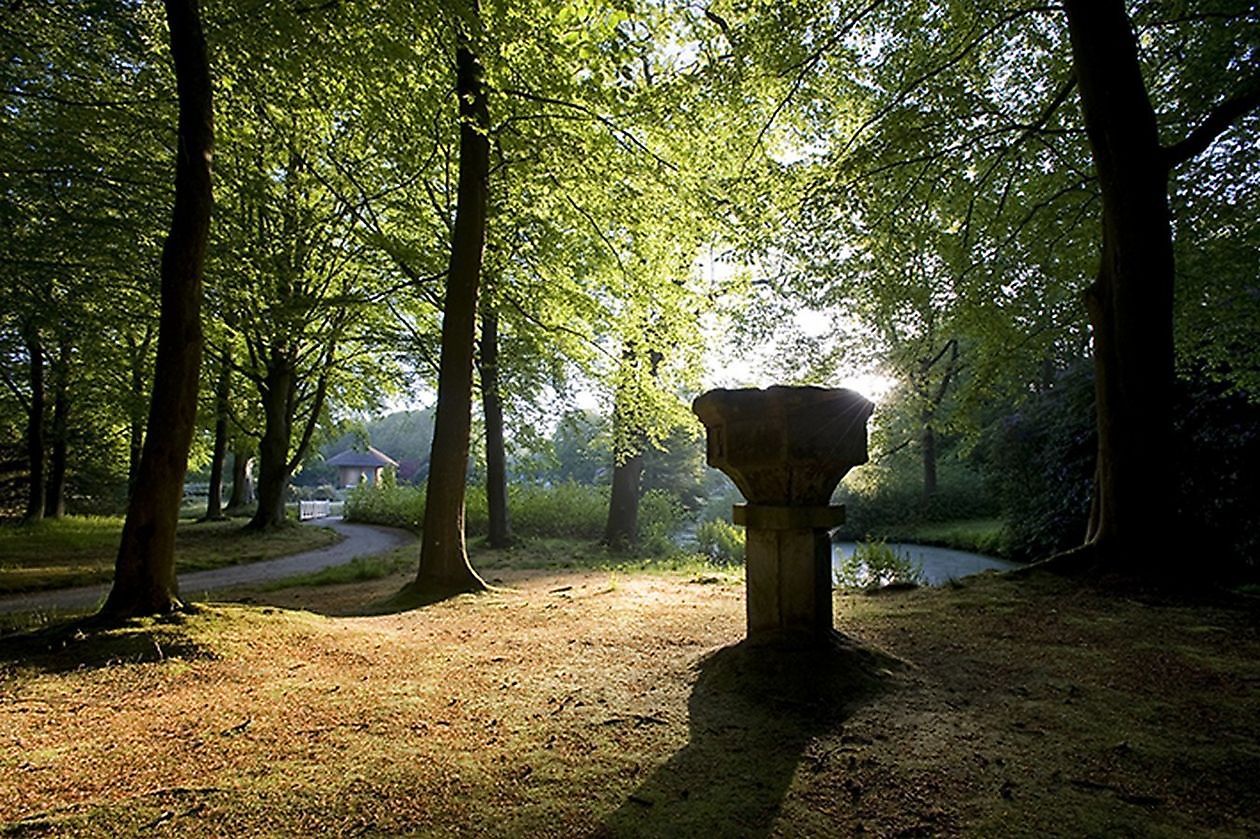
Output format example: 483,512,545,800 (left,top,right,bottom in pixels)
693,386,874,642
